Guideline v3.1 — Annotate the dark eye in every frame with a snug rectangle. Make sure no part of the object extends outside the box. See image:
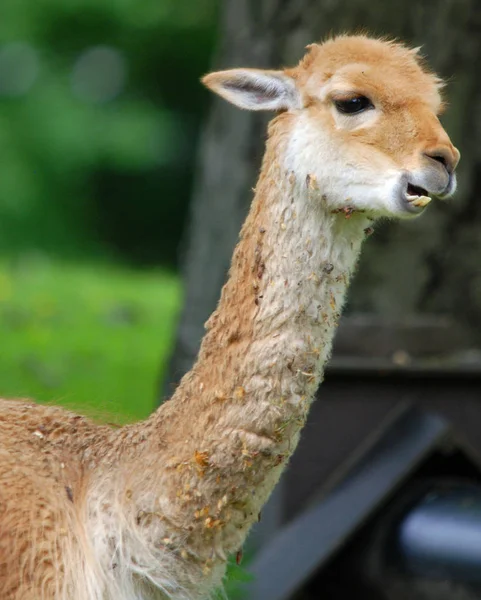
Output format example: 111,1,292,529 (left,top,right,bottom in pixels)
334,96,373,115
